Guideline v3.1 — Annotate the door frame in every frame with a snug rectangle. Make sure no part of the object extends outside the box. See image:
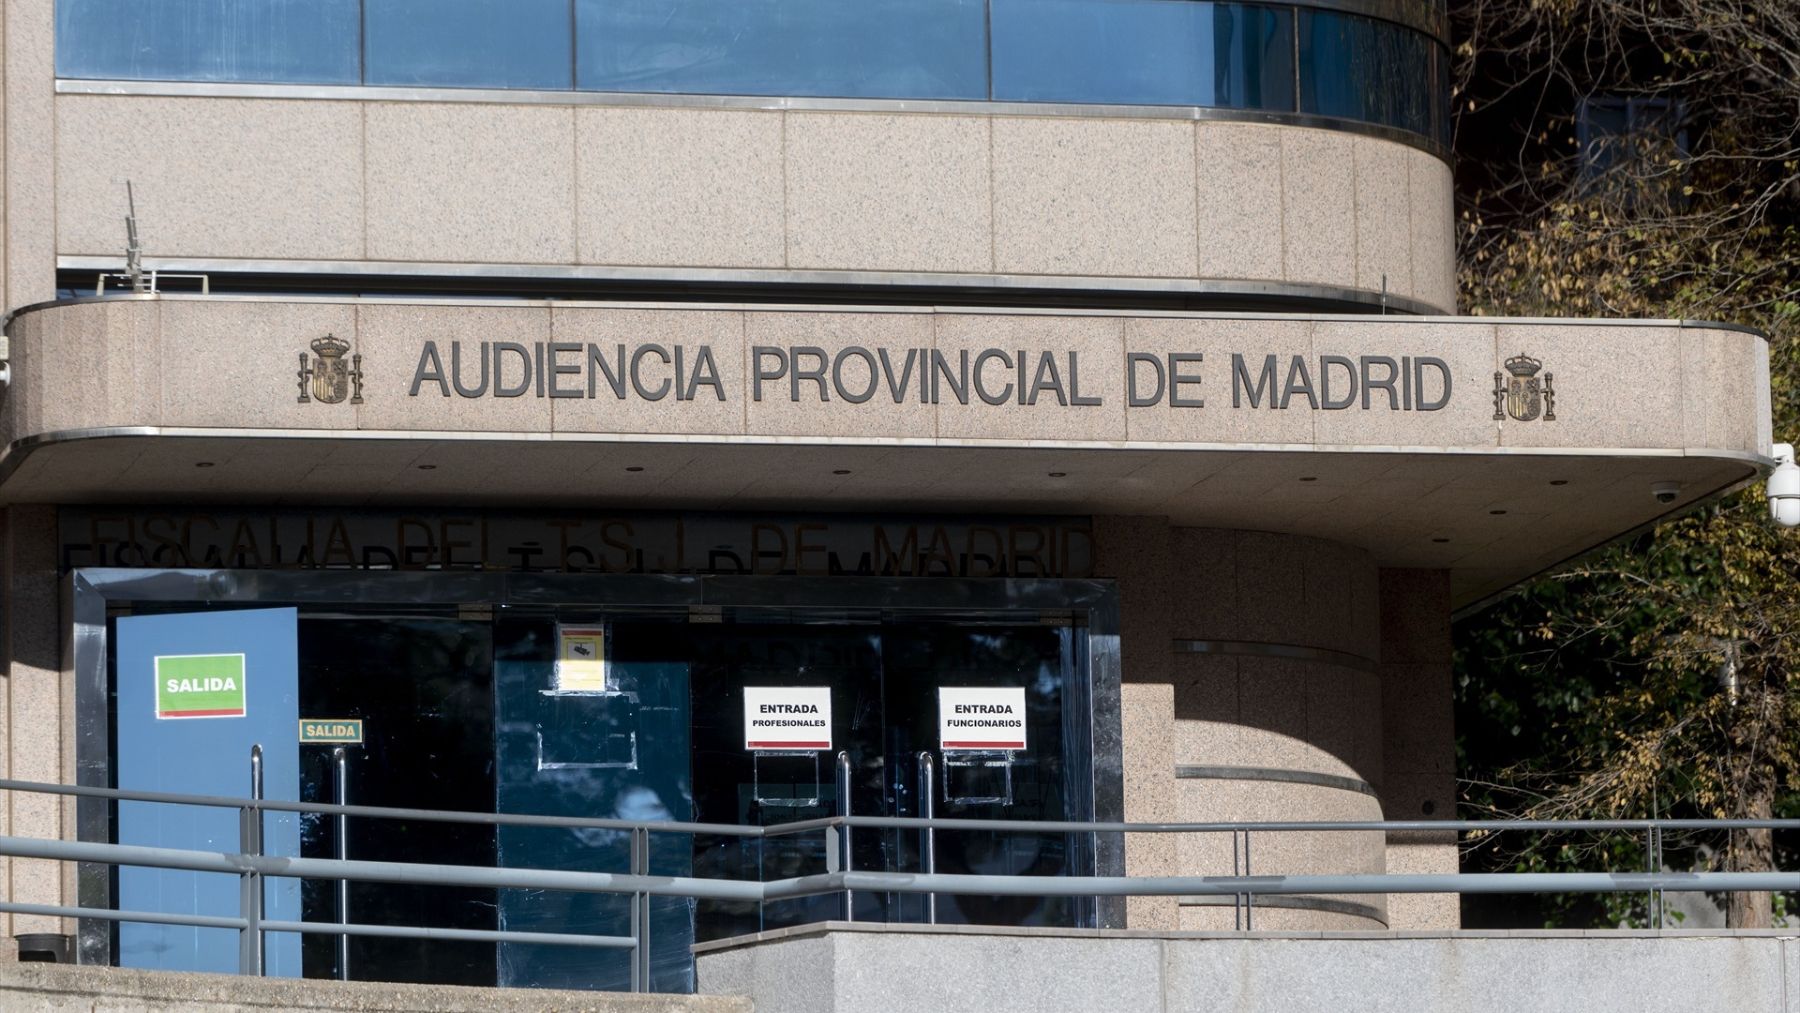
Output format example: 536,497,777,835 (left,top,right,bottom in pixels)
70,567,1125,964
